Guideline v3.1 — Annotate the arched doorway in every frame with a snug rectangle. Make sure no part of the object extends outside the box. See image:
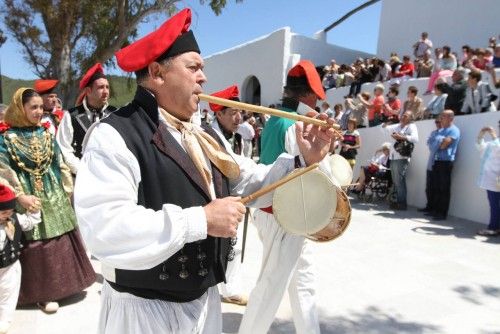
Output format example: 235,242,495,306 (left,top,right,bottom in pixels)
242,75,261,105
